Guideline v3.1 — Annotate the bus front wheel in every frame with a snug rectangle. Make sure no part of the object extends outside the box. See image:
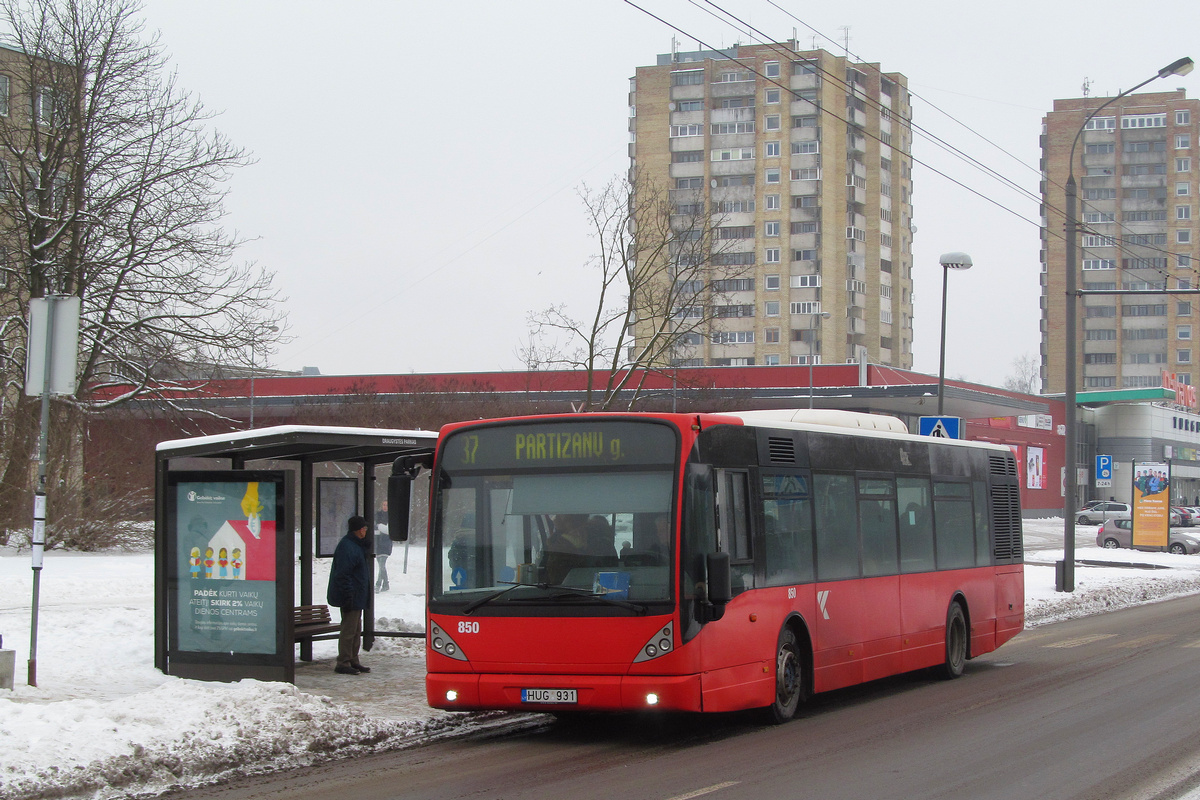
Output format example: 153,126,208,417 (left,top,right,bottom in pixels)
766,627,805,724
940,602,968,680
